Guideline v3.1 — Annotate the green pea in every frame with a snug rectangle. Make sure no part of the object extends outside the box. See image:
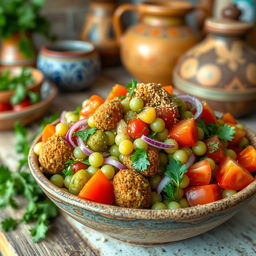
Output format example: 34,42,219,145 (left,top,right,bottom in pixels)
129,97,144,112
133,138,148,149
179,198,189,208
105,131,115,146
110,144,120,157
73,147,86,160
238,137,249,149
121,98,130,112
151,192,162,204
151,202,167,210
173,149,188,164
64,175,73,188
50,174,64,187
87,166,98,177
167,201,181,210
156,128,169,141
192,141,207,156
